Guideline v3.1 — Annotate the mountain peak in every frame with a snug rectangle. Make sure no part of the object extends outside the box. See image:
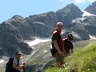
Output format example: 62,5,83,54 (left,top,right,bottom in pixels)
66,3,76,7
57,3,82,14
56,3,82,28
11,15,25,22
